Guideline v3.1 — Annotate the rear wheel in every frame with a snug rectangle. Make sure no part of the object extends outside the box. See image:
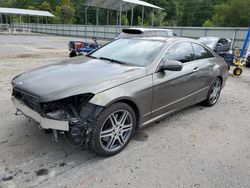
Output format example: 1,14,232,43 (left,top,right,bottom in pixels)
89,103,136,156
203,78,222,107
